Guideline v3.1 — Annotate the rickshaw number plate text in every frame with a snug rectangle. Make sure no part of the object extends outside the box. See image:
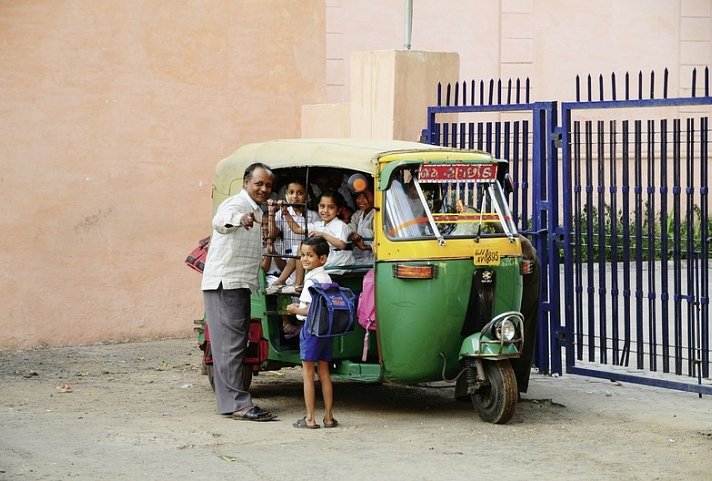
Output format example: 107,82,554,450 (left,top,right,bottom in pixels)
418,164,497,182
473,248,500,266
